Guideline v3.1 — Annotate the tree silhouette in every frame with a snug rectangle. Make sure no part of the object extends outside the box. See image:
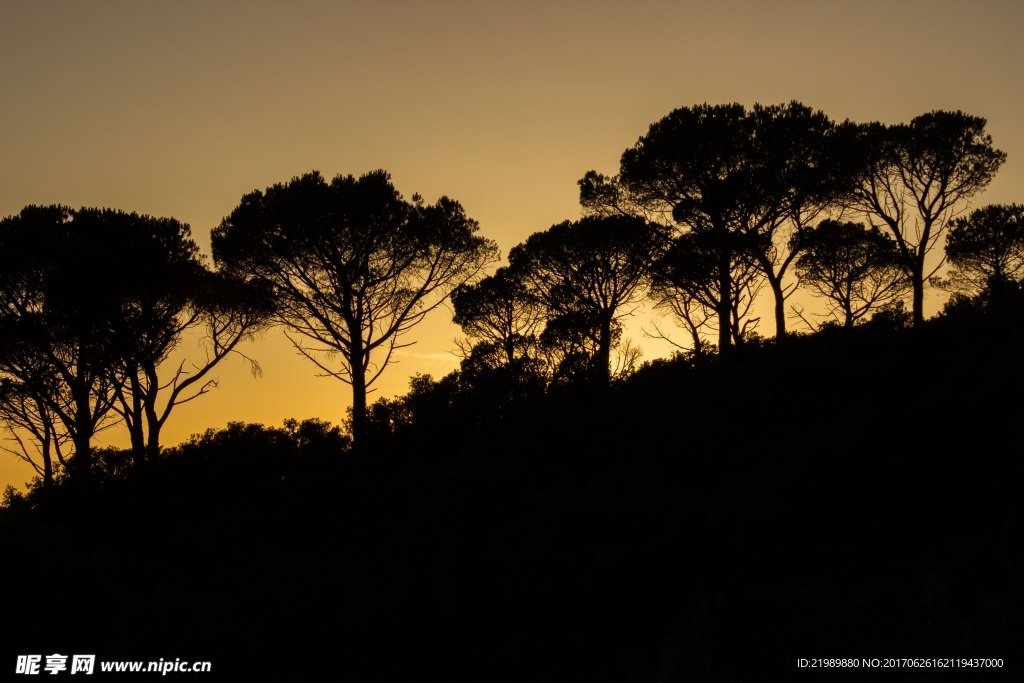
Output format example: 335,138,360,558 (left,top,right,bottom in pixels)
795,220,910,328
0,206,269,478
843,111,1006,326
508,215,668,386
0,210,71,487
0,373,69,489
112,268,273,468
0,206,137,479
742,103,854,339
938,204,1024,298
651,229,763,350
647,283,715,356
581,102,845,348
212,170,499,449
452,266,545,368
